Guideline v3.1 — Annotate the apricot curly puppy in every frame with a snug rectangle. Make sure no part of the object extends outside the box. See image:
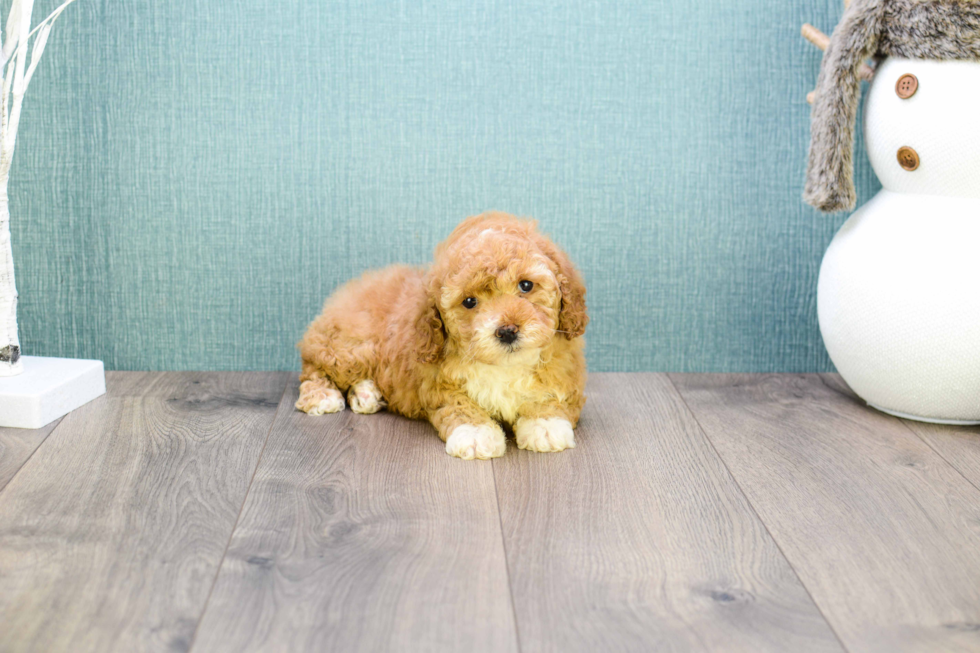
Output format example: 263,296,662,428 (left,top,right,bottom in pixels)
296,212,588,460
